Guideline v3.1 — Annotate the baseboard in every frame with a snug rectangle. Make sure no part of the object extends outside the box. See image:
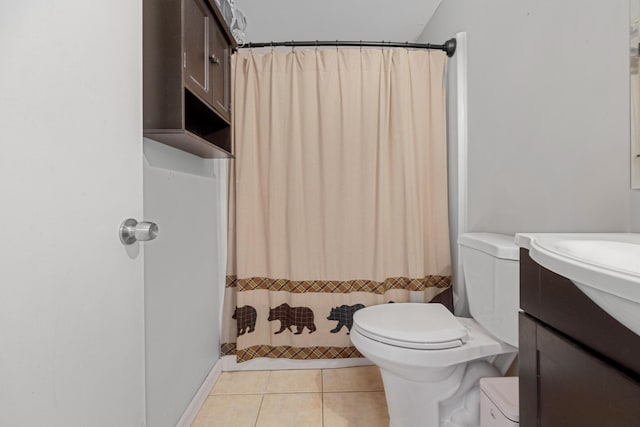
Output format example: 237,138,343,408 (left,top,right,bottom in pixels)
176,358,223,427
221,355,372,371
